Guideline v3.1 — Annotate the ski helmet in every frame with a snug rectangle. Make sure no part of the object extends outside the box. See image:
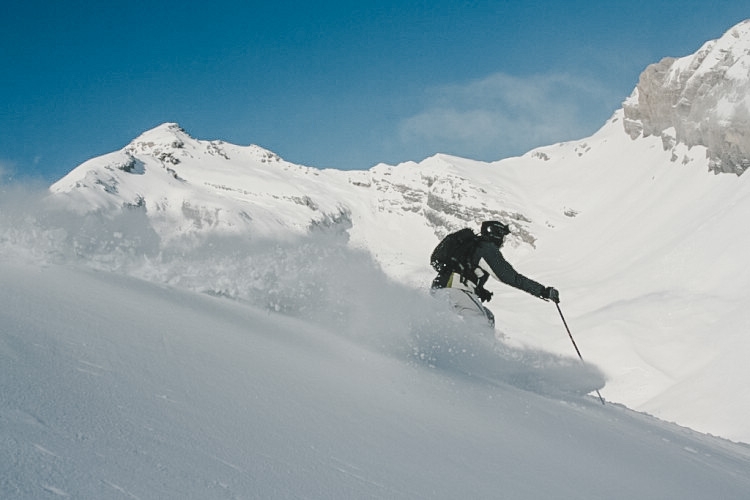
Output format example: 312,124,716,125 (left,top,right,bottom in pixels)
481,220,510,245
